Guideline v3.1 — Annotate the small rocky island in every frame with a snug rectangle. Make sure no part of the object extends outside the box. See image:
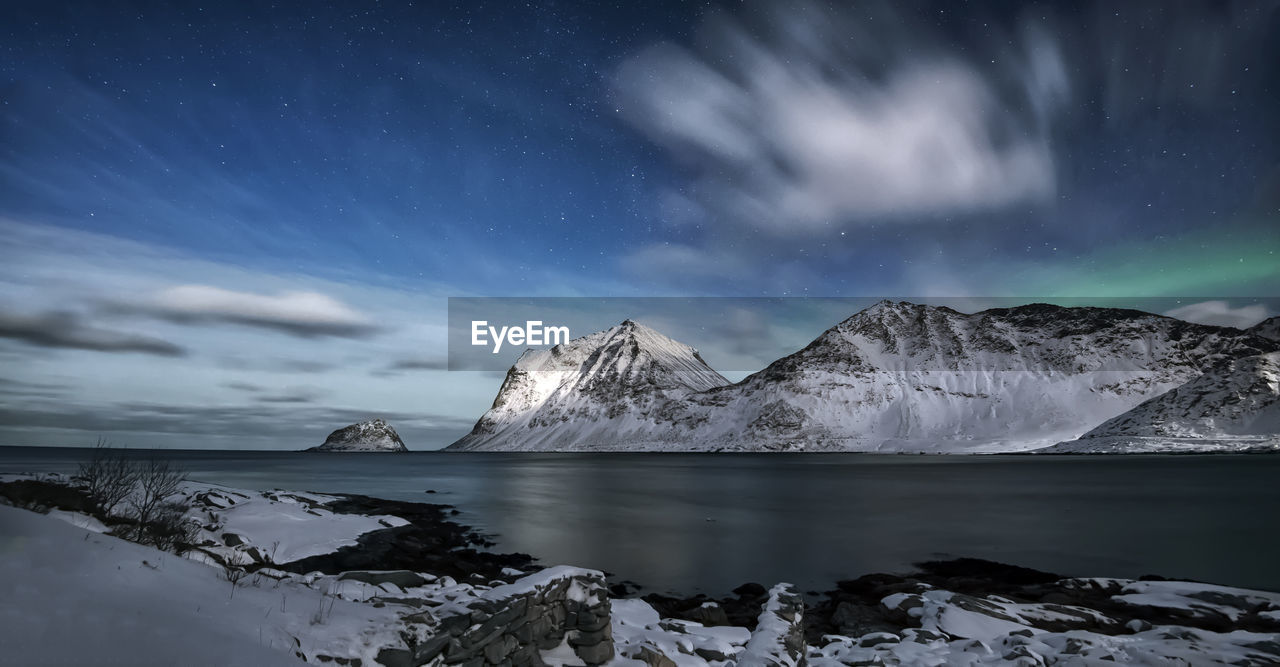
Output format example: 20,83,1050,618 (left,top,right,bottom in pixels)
307,418,408,452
